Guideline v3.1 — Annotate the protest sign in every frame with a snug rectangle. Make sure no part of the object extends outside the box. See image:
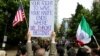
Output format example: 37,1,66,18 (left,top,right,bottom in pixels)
29,0,55,37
